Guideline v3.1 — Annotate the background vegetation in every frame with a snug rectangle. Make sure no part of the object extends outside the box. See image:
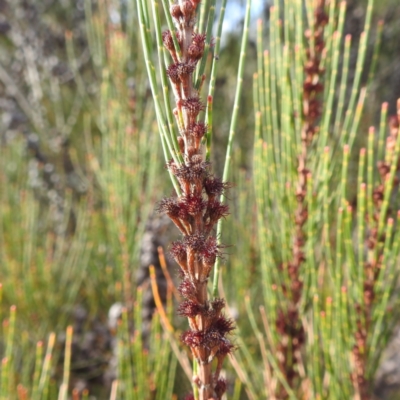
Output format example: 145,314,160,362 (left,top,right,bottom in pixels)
1,0,400,399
